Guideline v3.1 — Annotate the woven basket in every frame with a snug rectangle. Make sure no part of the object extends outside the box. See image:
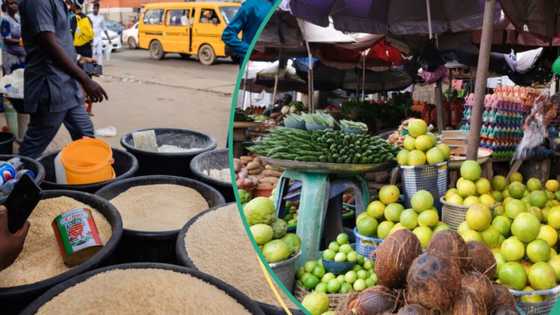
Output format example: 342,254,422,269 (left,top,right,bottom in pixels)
294,283,349,311
510,286,560,315
400,162,448,209
440,197,469,231
511,285,560,315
